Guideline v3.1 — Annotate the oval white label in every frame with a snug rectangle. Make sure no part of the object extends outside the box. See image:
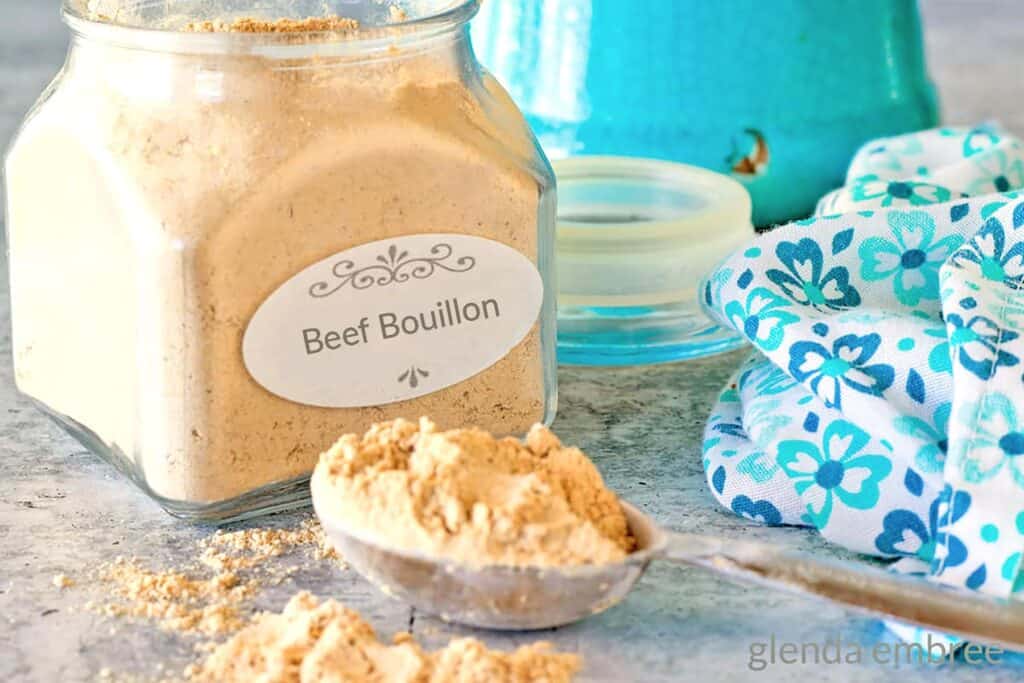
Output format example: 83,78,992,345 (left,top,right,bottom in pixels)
243,234,544,408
